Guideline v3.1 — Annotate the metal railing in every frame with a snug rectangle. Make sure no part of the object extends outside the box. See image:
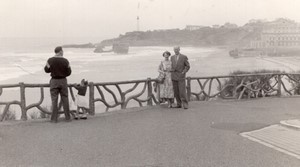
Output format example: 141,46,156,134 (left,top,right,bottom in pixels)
1,73,300,121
